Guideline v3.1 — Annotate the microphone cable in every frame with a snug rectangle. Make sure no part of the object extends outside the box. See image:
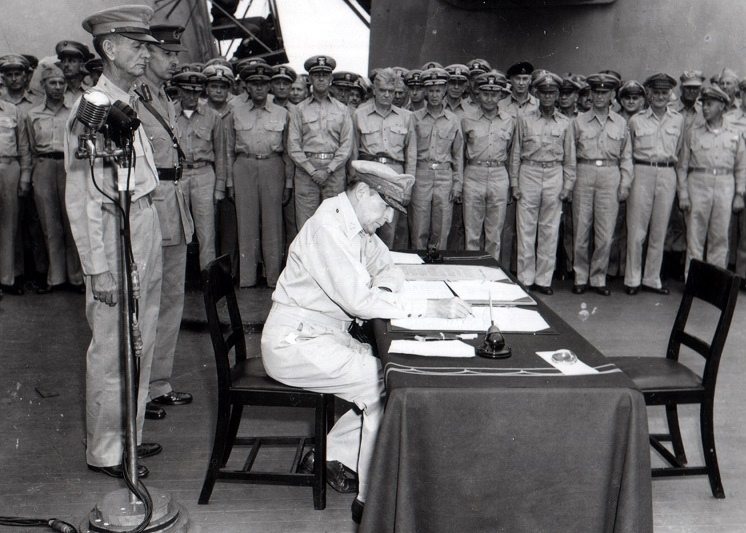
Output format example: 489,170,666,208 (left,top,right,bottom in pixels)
0,516,77,532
